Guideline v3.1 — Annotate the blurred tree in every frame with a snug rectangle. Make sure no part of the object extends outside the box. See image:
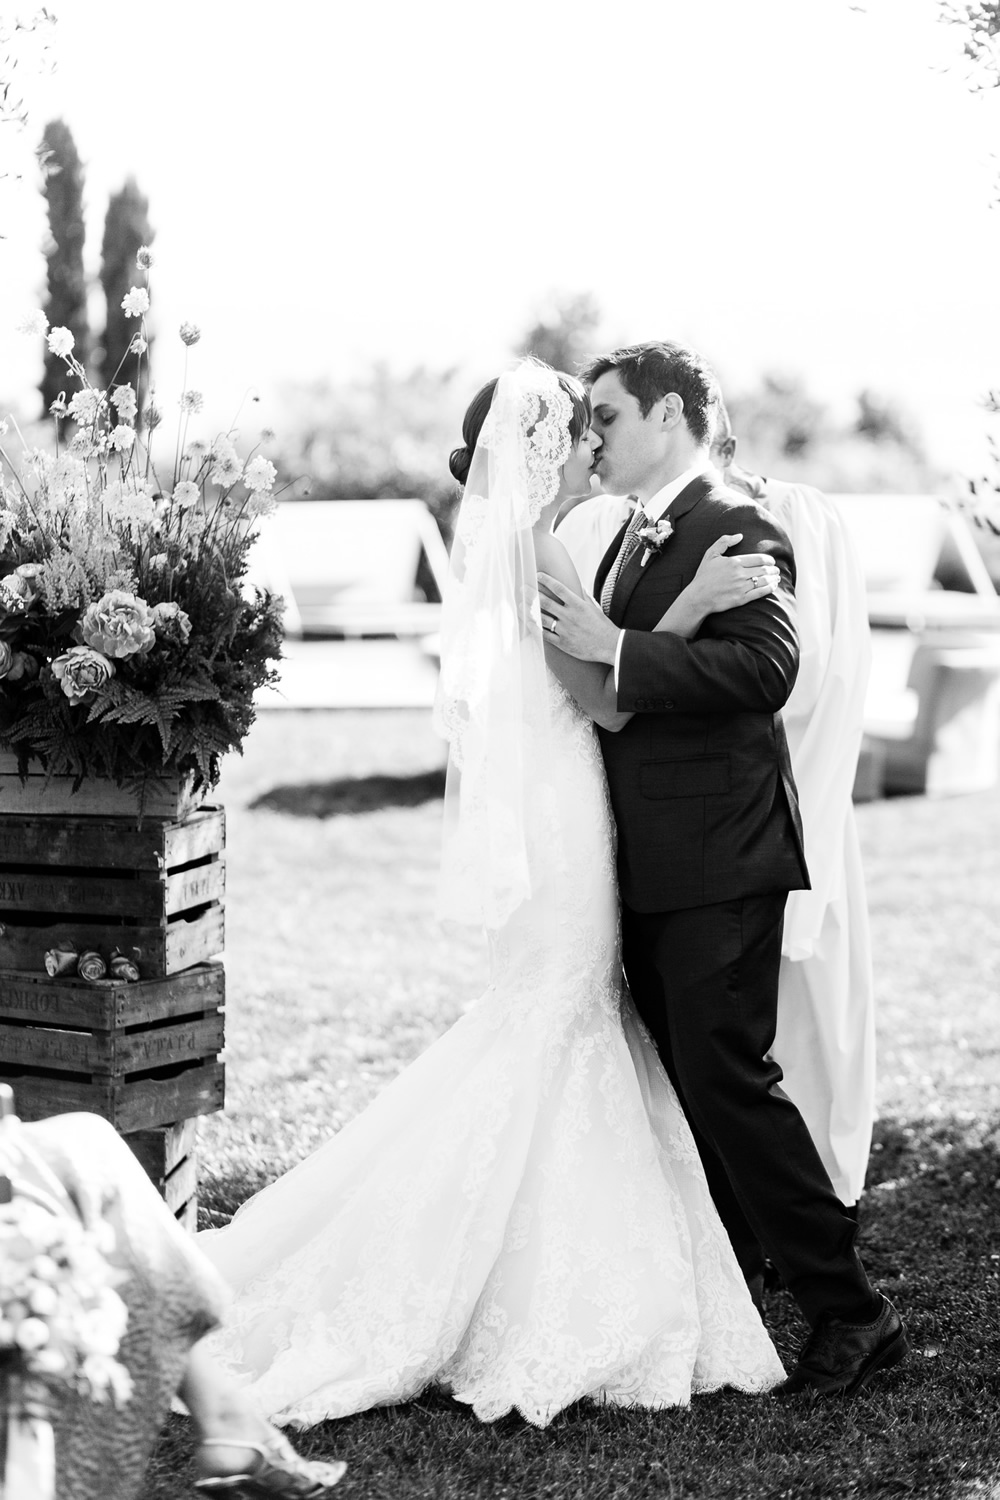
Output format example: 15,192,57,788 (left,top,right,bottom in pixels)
854,389,925,455
39,118,89,412
939,1,1000,92
726,373,828,460
99,177,153,412
518,292,602,375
